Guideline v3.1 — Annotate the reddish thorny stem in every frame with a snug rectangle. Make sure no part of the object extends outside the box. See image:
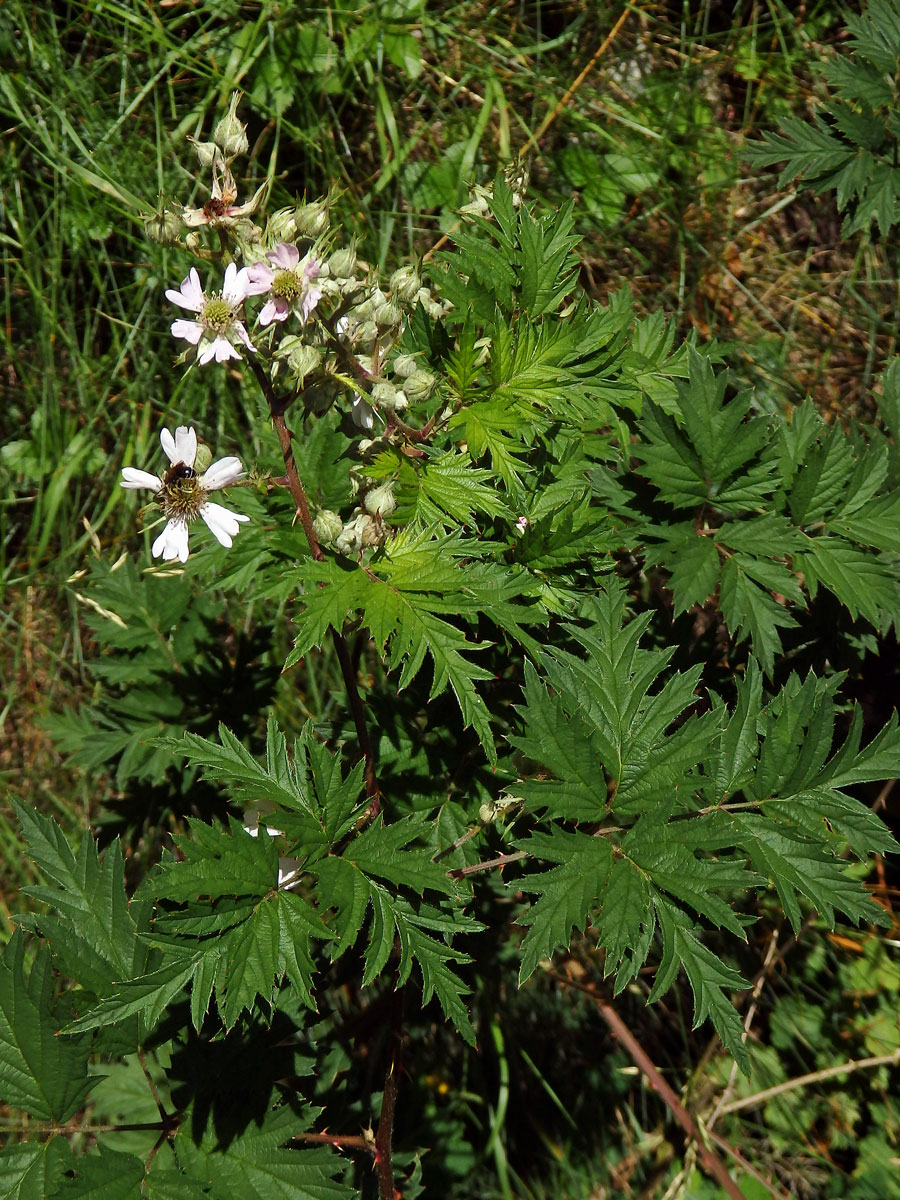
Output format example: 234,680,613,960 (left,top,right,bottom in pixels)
247,354,382,812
